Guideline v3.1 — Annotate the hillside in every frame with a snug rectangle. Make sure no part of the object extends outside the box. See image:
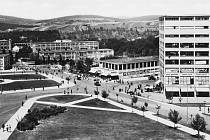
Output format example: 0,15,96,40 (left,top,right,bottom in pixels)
0,14,160,40
126,15,161,21
0,15,36,25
